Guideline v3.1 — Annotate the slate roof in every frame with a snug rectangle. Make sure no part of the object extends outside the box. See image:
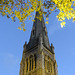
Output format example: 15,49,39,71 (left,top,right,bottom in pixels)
26,12,50,50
